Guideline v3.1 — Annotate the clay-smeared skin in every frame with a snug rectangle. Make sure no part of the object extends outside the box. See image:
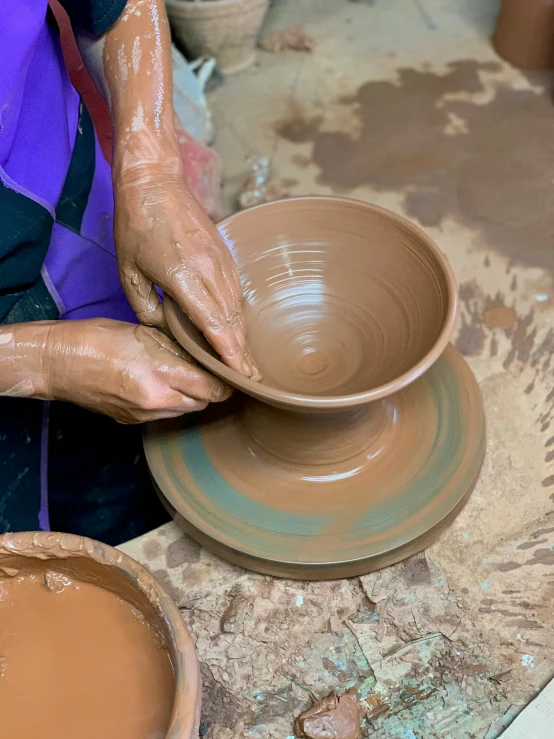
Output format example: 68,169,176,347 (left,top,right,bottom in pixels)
0,571,174,739
494,0,554,69
100,0,258,378
146,198,485,579
0,320,230,423
0,532,202,739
